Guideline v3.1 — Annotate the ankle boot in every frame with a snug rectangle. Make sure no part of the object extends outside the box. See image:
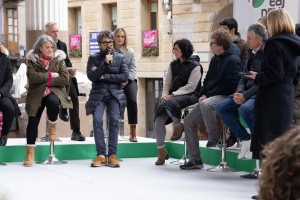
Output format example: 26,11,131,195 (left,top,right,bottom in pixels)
23,145,35,167
129,124,138,142
170,122,184,141
155,147,169,165
48,119,58,141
